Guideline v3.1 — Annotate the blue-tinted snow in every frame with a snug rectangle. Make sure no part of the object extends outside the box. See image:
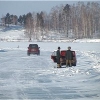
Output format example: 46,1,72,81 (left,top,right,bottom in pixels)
0,25,23,32
0,49,7,52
